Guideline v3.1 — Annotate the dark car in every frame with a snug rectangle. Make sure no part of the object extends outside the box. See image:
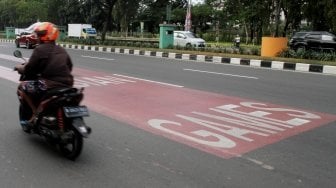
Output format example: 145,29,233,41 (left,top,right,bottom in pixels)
15,31,38,49
289,31,336,52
